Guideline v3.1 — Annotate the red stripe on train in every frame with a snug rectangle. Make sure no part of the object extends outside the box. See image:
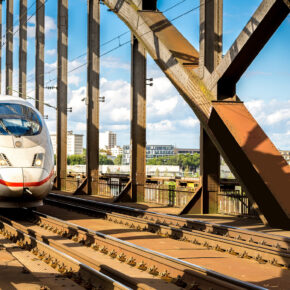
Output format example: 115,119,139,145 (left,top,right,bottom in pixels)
0,170,54,187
